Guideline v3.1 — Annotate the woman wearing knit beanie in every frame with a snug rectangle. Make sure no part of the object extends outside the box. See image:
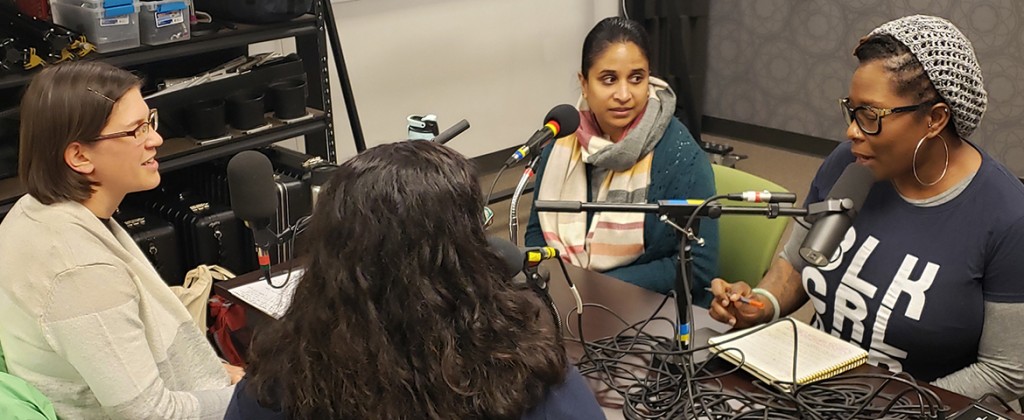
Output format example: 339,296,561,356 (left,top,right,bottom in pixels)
710,15,1024,401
